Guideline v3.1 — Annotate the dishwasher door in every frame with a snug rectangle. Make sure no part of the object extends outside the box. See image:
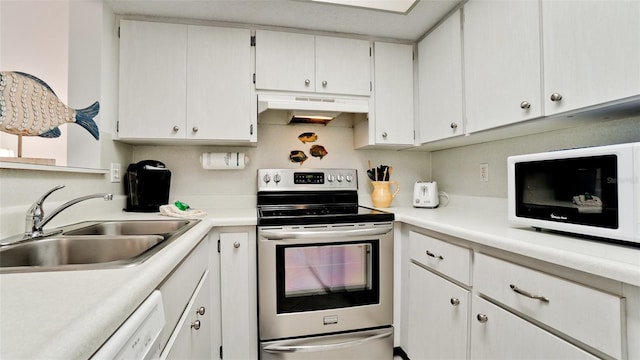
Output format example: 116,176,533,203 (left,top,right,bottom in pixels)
260,327,393,360
92,290,165,360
